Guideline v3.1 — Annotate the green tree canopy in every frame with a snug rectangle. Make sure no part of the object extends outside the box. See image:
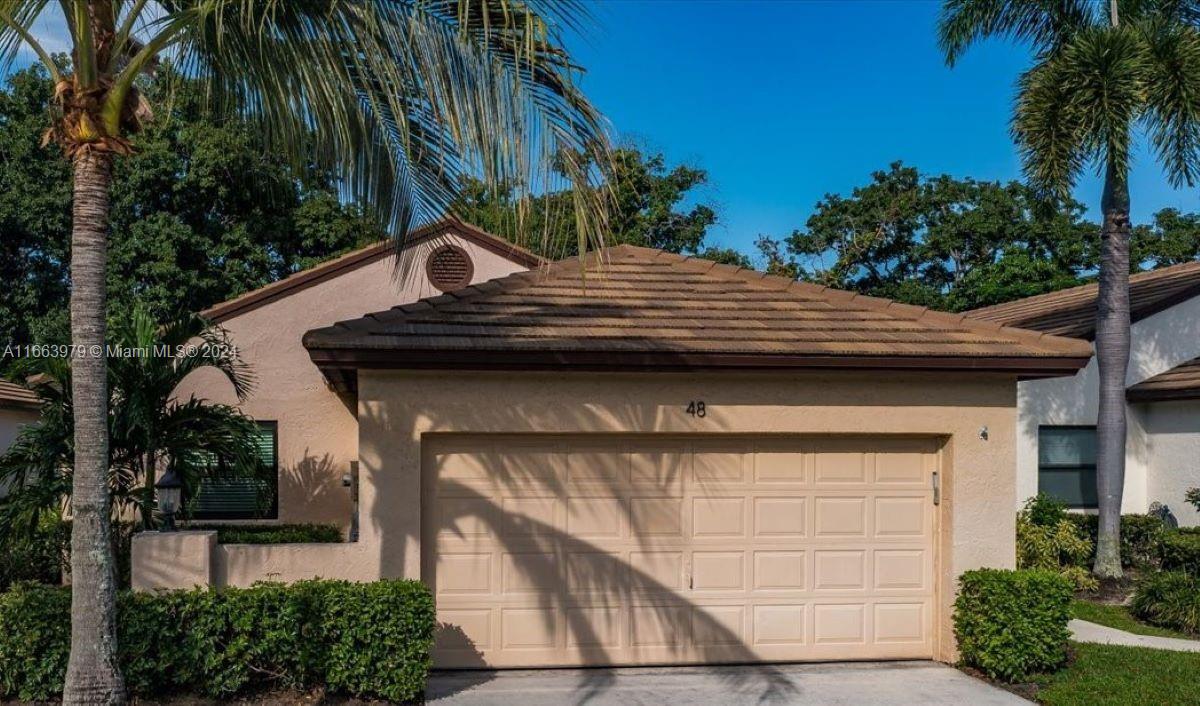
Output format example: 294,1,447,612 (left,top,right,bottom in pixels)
0,66,384,345
453,147,750,266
